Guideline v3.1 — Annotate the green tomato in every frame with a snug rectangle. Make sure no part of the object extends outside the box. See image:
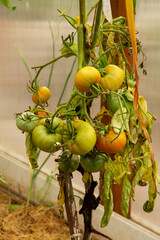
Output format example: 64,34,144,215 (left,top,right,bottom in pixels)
61,43,77,58
65,120,97,155
58,150,79,173
100,64,124,91
80,153,106,172
32,124,62,153
16,112,39,132
107,92,135,116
